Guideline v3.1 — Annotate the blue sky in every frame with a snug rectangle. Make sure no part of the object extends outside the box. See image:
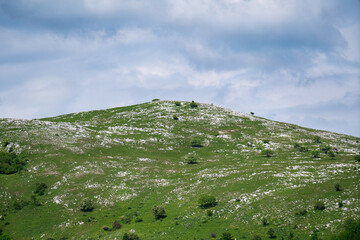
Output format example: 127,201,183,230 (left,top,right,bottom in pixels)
0,0,359,136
